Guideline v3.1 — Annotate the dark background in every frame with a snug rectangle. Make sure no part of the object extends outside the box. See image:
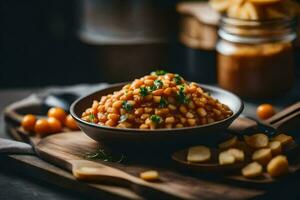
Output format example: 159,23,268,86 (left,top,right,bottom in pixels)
0,0,183,88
